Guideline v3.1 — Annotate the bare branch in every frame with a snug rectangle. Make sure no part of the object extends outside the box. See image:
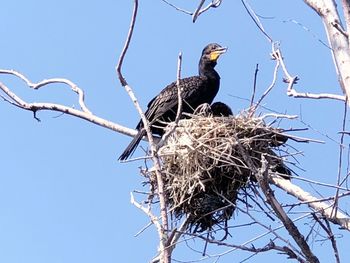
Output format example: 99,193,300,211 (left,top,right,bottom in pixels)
249,64,259,107
258,156,320,263
131,192,161,232
0,69,92,114
161,0,222,22
192,0,222,22
272,176,350,231
341,0,350,32
220,193,304,257
192,0,205,22
240,0,273,43
0,79,136,137
115,1,170,262
160,52,183,145
332,98,348,218
116,0,138,87
312,214,341,263
304,0,350,102
179,232,306,262
303,0,327,16
287,89,346,101
160,0,192,15
273,48,346,102
251,56,279,113
166,218,189,255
